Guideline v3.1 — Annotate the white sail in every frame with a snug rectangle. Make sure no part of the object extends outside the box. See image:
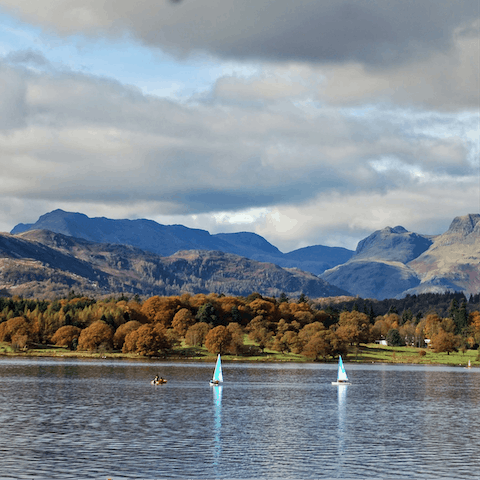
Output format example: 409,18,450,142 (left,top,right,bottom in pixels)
337,356,348,382
212,354,223,383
